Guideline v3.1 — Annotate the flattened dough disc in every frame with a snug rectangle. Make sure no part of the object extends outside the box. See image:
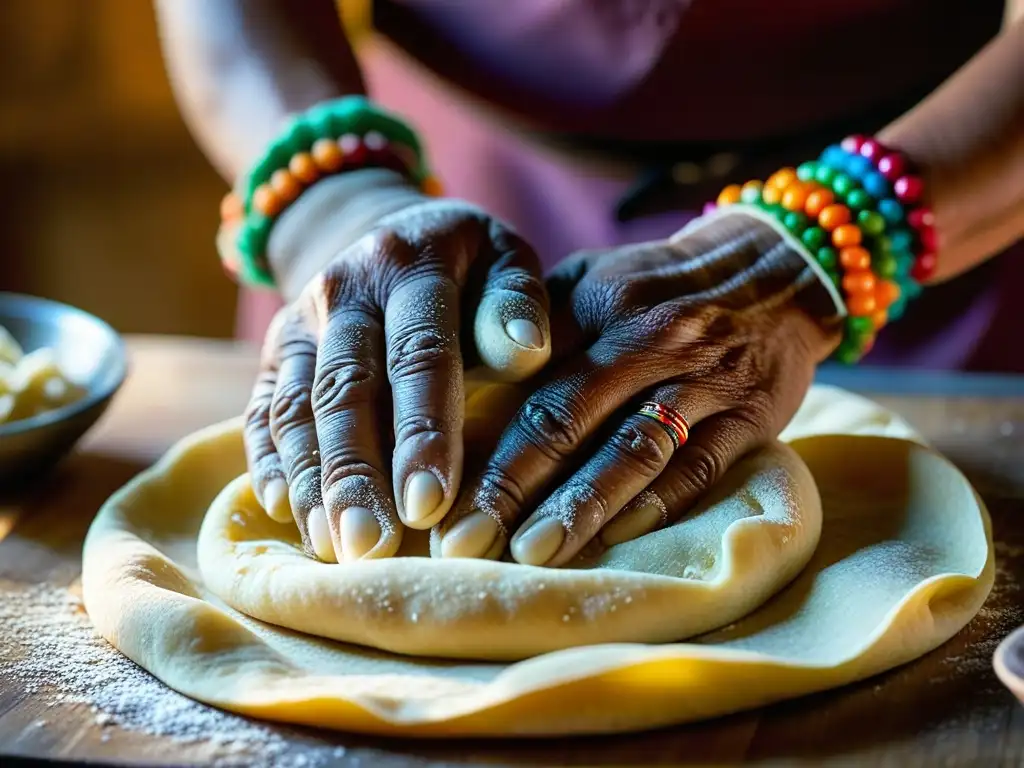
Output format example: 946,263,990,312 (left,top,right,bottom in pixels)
82,384,993,737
